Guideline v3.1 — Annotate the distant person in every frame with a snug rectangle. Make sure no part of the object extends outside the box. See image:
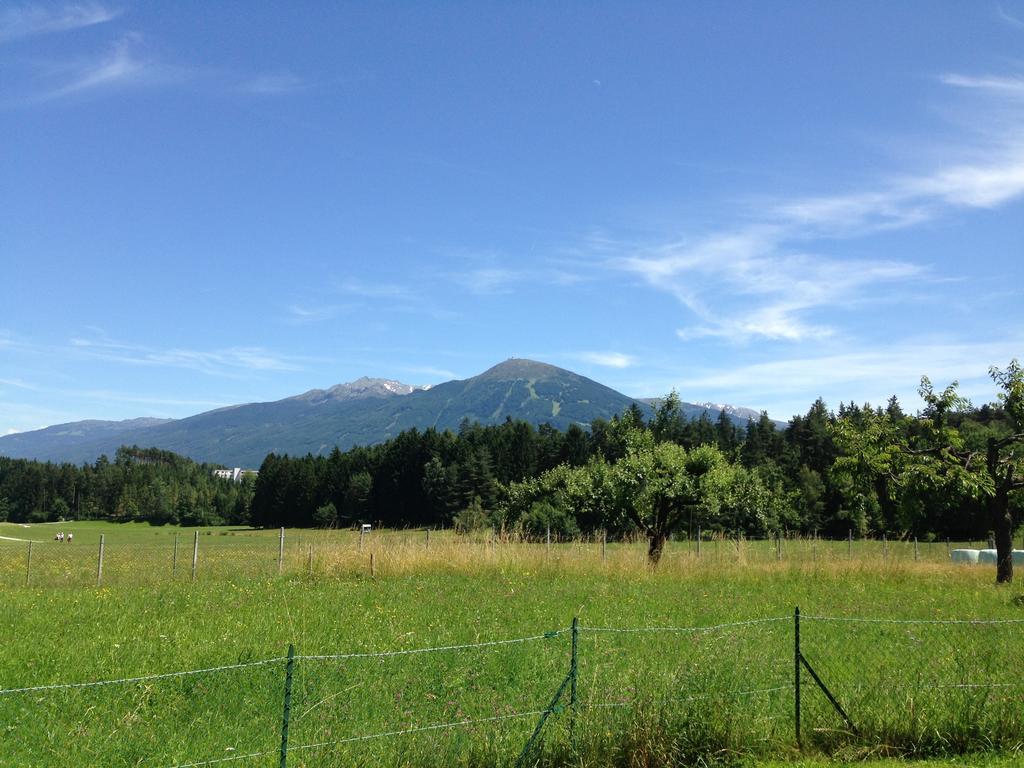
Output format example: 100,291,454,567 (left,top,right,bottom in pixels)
66,532,73,543
56,531,64,543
